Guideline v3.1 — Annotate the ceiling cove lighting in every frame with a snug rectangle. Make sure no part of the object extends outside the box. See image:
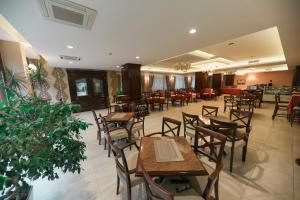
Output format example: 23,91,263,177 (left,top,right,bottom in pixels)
189,28,197,34
67,45,74,49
